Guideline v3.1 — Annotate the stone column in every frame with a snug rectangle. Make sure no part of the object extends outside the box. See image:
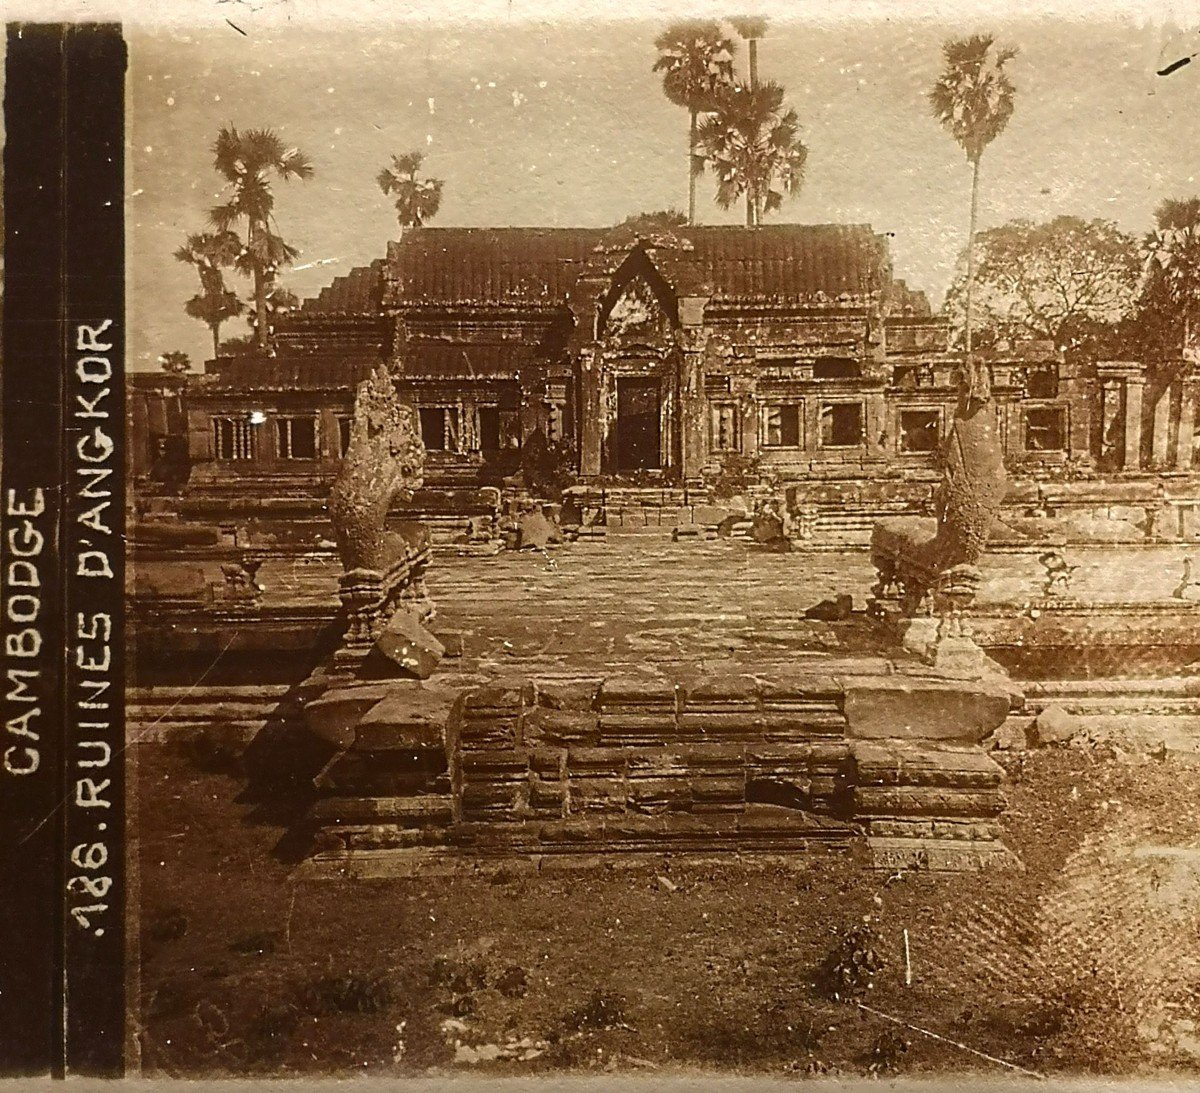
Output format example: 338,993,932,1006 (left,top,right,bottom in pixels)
578,347,602,477
1100,381,1122,467
735,375,759,459
676,319,709,481
1152,383,1173,468
1124,375,1144,471
1178,381,1198,471
865,390,888,457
